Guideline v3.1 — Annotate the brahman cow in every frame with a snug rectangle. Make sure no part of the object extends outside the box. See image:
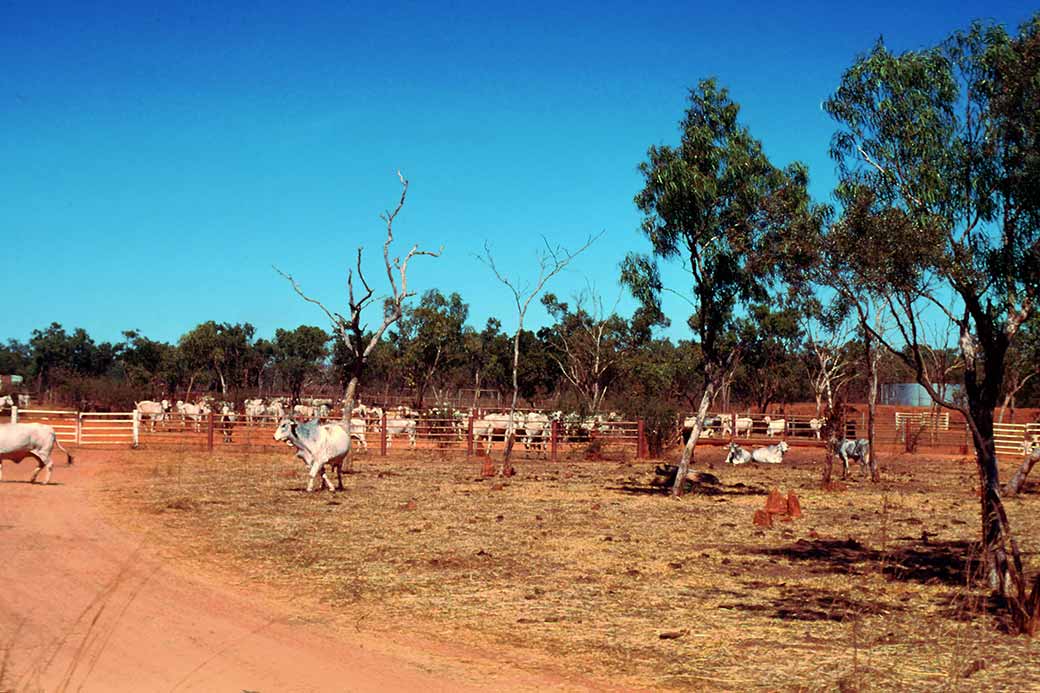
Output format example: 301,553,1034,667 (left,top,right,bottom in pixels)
135,399,170,431
837,438,871,478
273,417,351,492
722,416,753,437
0,422,73,484
473,412,524,453
763,416,786,437
725,441,789,465
385,417,417,449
